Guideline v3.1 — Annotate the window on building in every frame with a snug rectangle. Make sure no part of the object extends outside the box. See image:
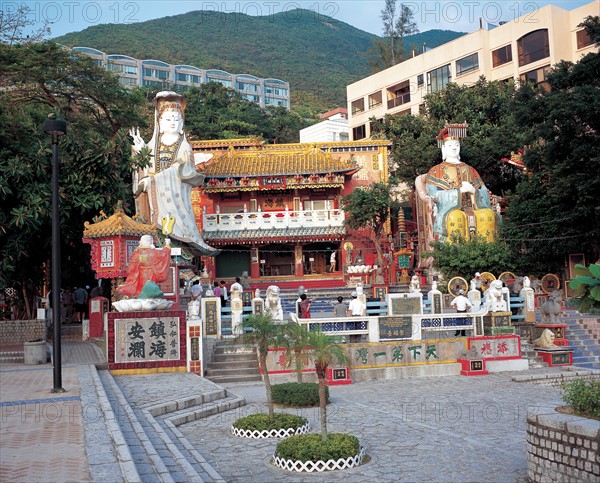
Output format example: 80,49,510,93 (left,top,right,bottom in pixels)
144,68,170,80
368,91,383,109
427,64,451,93
492,45,513,67
352,124,366,140
237,82,259,92
519,65,551,91
576,29,593,49
417,74,424,87
517,29,549,67
351,98,365,115
456,53,479,76
265,86,288,96
119,77,138,86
